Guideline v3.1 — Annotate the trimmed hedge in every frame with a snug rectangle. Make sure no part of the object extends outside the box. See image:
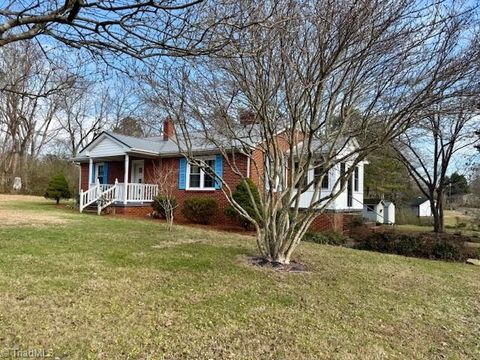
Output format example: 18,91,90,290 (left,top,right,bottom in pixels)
181,197,218,224
355,232,478,261
303,230,350,246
